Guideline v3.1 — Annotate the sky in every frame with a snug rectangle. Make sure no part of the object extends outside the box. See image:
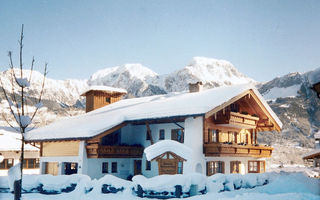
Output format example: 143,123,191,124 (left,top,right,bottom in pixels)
0,0,319,82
